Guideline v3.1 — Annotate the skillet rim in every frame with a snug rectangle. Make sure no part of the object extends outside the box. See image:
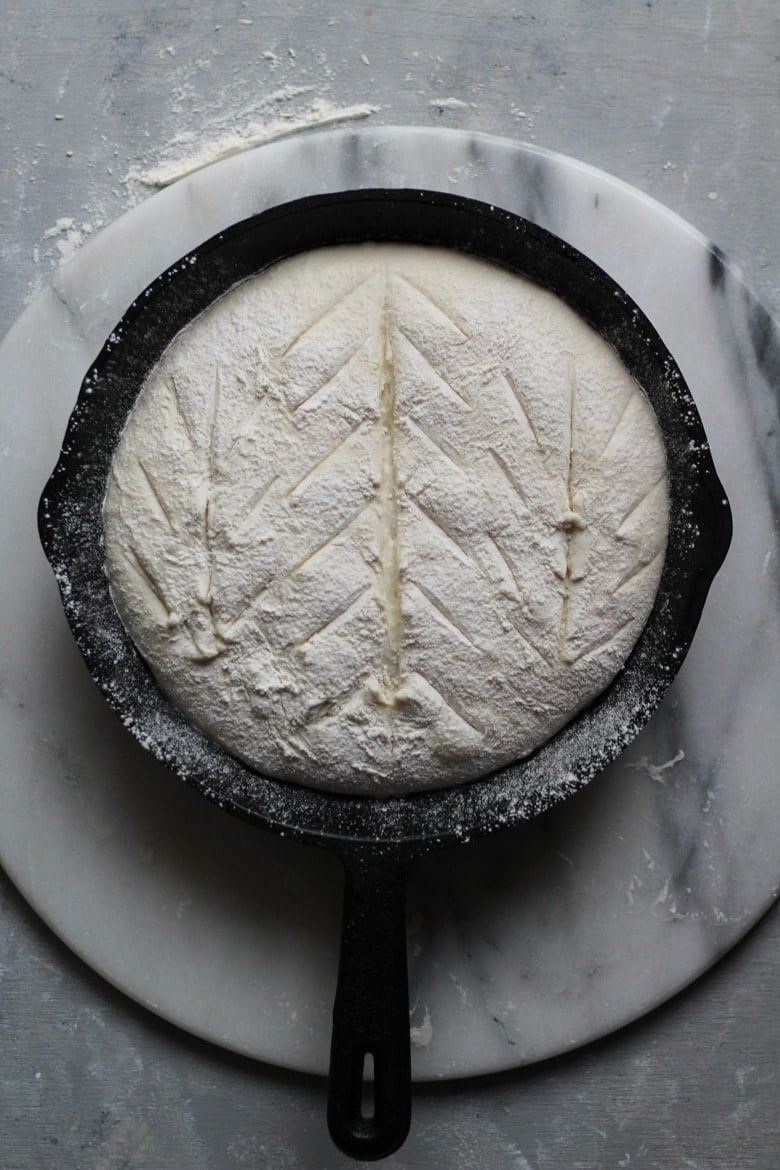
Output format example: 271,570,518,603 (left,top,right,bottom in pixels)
37,188,732,850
